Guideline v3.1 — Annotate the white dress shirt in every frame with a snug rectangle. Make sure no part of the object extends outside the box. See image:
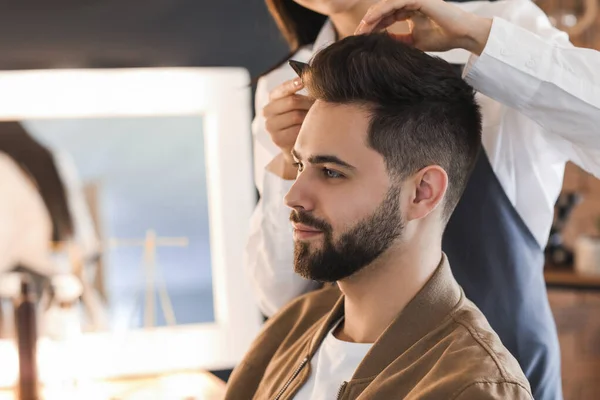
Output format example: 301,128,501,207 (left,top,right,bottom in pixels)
294,318,372,400
246,0,600,317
